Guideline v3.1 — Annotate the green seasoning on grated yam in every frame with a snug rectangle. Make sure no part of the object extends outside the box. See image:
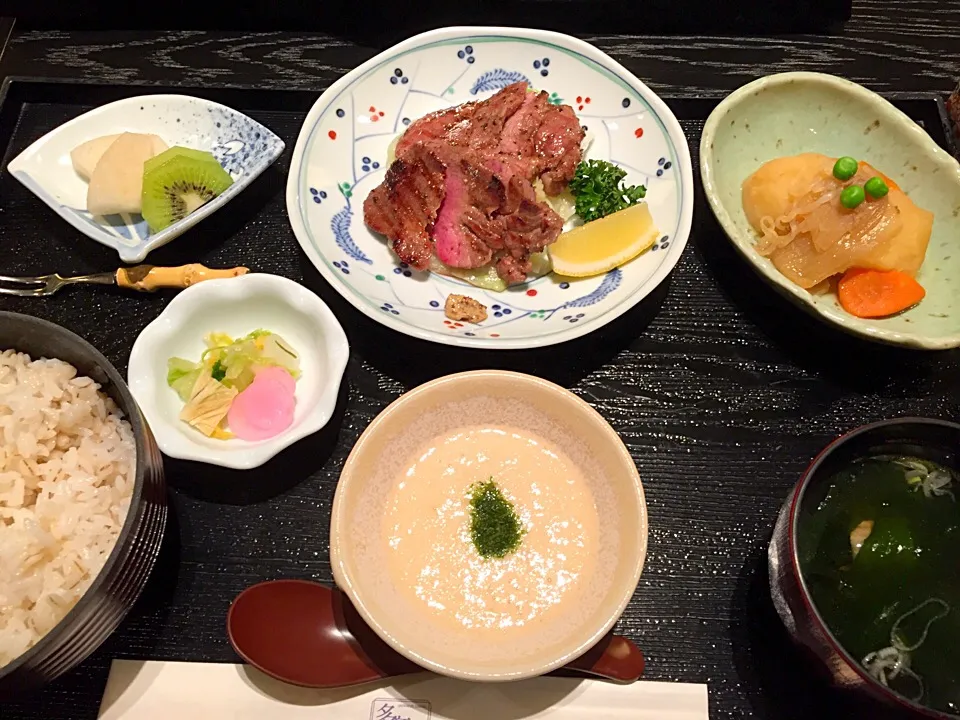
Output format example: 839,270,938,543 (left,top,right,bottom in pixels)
469,478,524,559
